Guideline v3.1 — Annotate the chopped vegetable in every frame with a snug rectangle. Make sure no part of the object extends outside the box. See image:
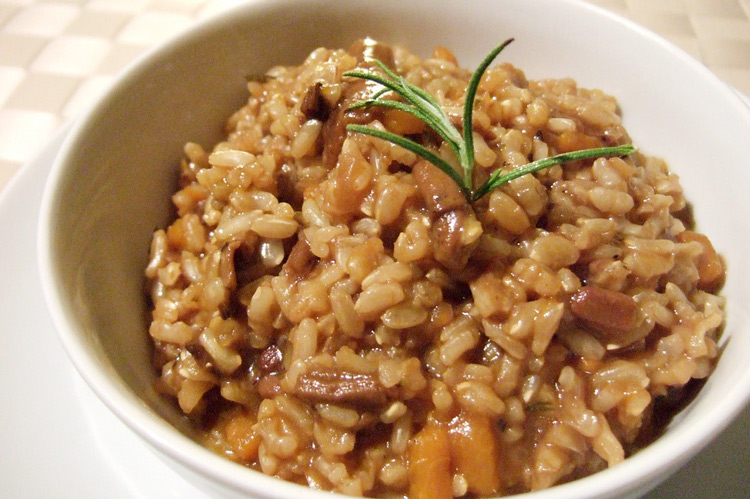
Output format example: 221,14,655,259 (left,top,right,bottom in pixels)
448,411,501,495
525,401,556,413
408,422,453,499
225,412,261,462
